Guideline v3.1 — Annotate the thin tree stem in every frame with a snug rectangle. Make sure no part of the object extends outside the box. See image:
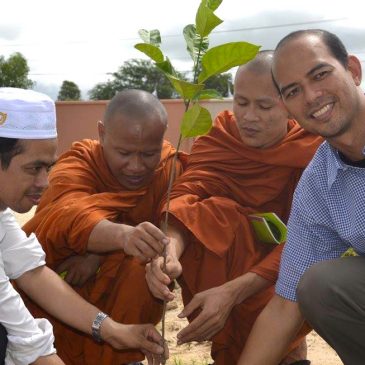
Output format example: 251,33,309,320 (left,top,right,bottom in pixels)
160,103,188,363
